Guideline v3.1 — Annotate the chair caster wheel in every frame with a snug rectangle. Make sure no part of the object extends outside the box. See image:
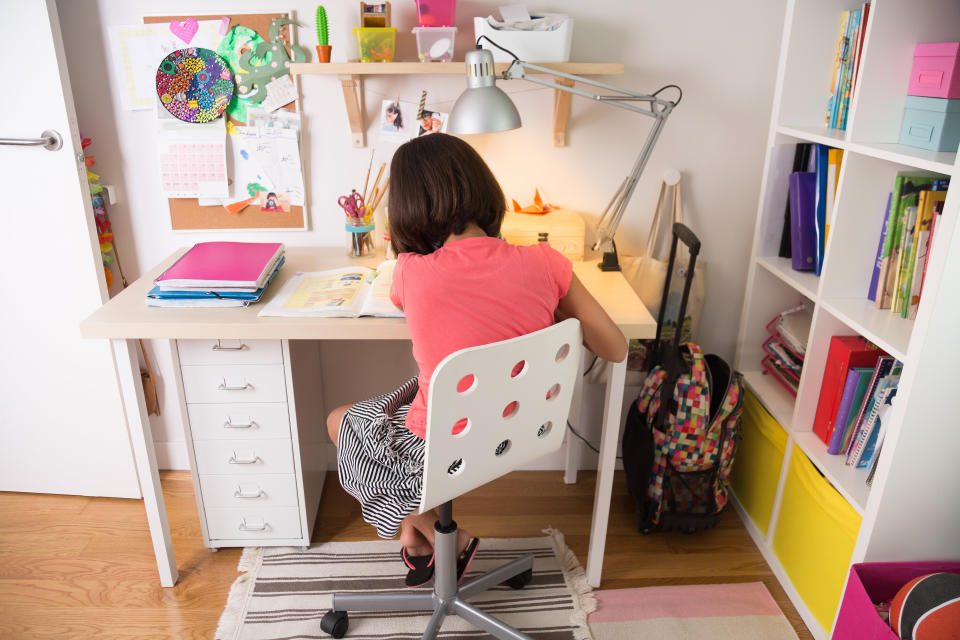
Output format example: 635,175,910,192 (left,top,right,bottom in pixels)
505,568,533,589
321,610,349,638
